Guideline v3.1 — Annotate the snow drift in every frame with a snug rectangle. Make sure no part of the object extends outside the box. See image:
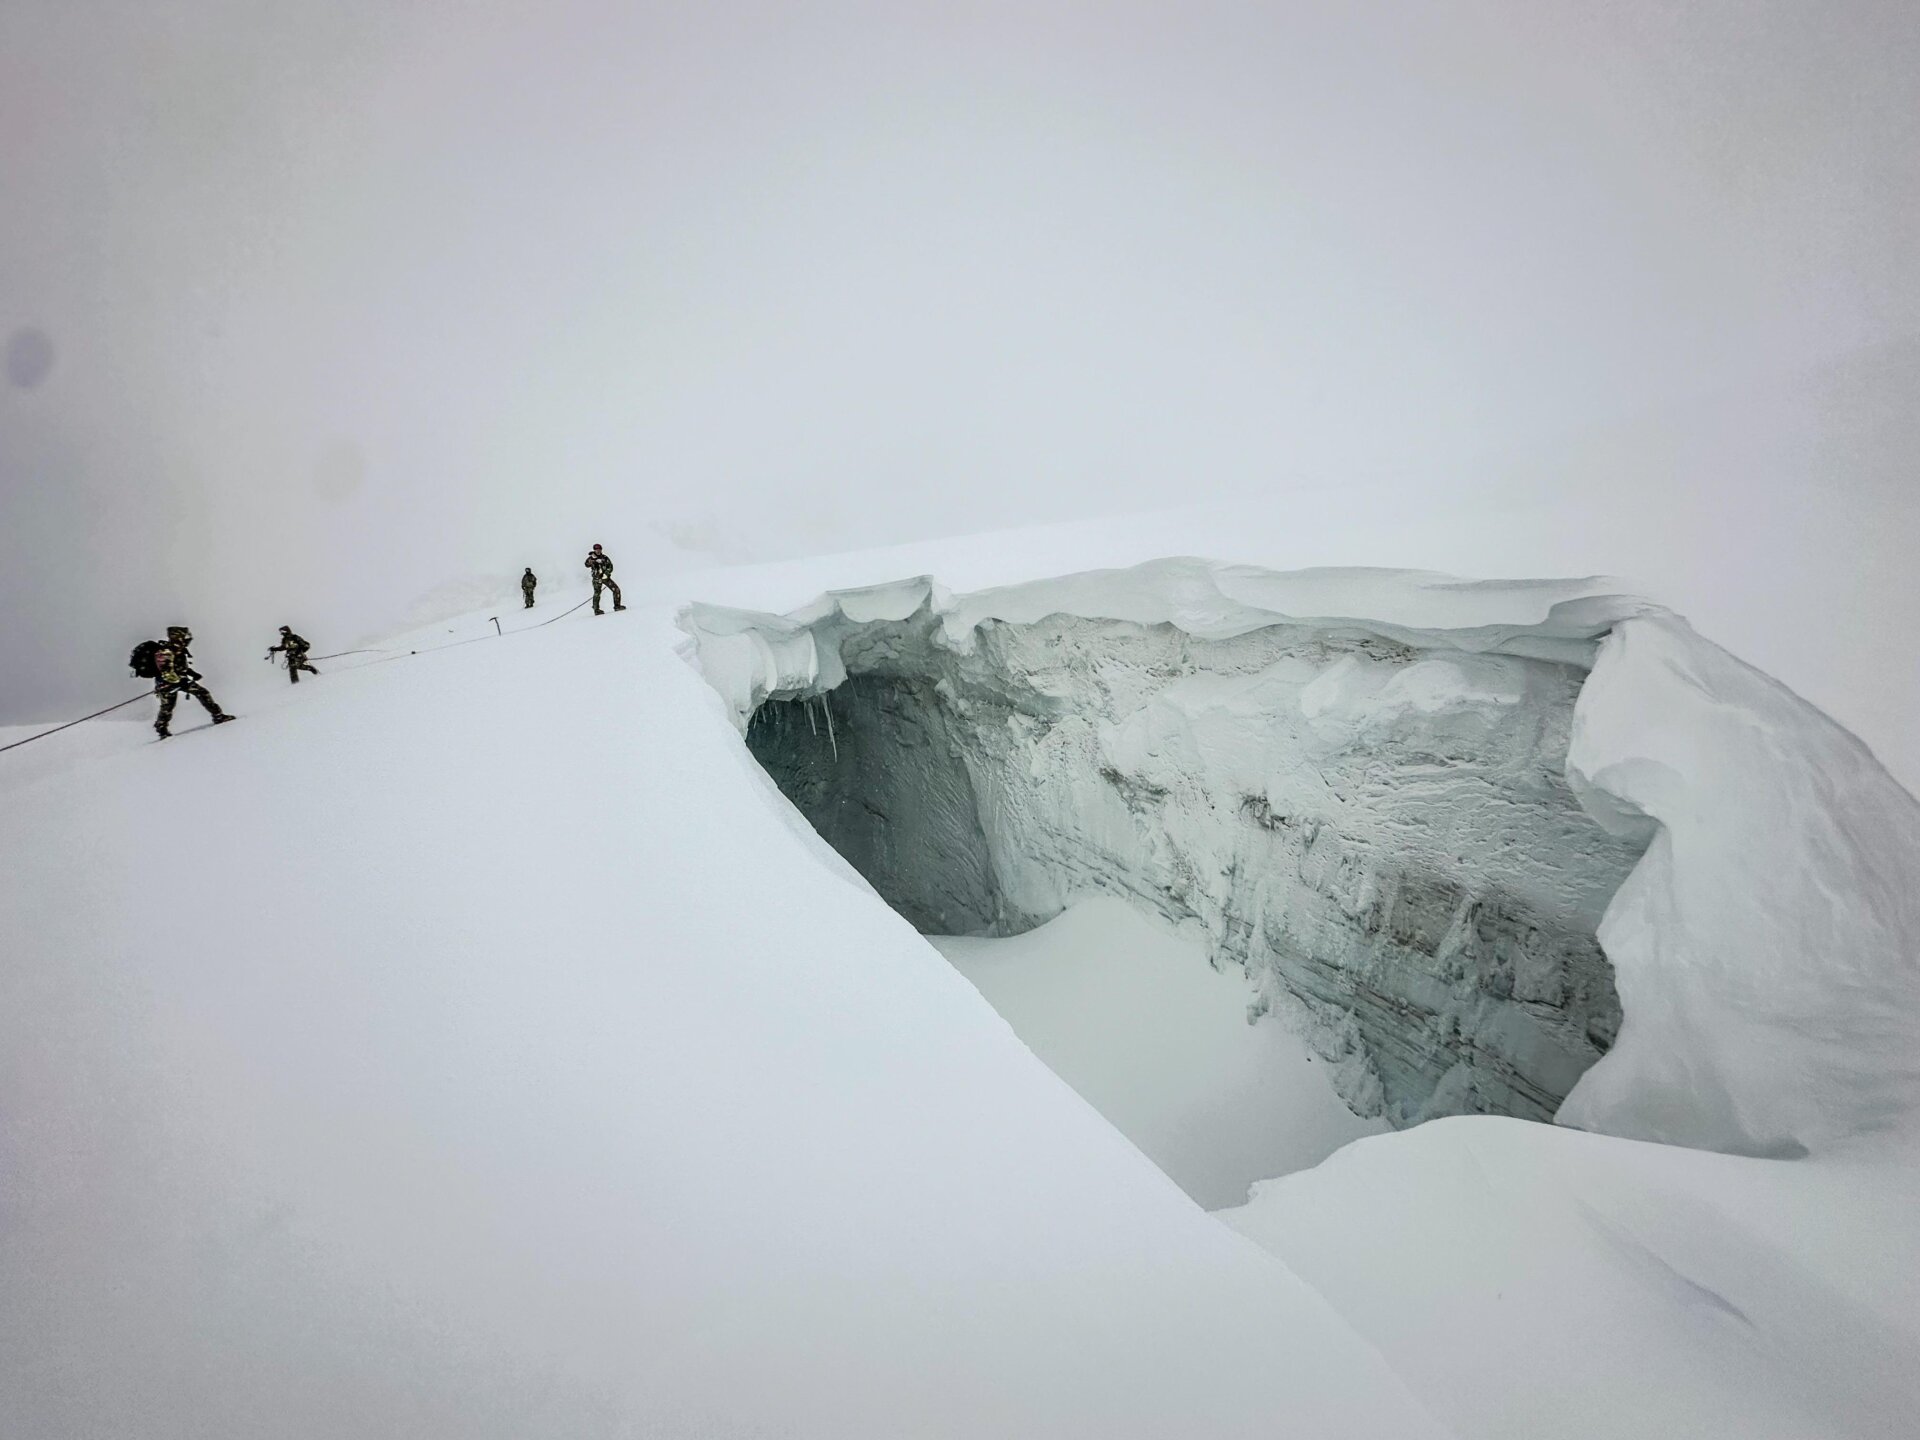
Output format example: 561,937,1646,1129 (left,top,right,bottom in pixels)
935,898,1388,1207
682,559,1920,1159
